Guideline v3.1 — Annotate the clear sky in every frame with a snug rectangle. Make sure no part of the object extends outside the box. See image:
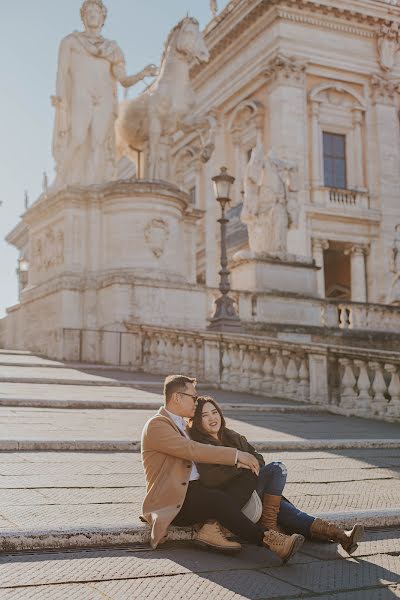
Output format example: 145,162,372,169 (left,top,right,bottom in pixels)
0,0,228,317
